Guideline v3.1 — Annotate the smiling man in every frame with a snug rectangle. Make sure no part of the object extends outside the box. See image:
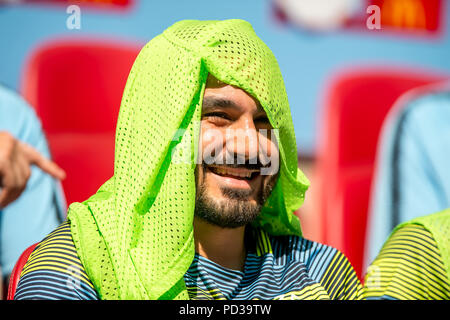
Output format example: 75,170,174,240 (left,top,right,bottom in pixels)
193,74,280,274
15,19,362,300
